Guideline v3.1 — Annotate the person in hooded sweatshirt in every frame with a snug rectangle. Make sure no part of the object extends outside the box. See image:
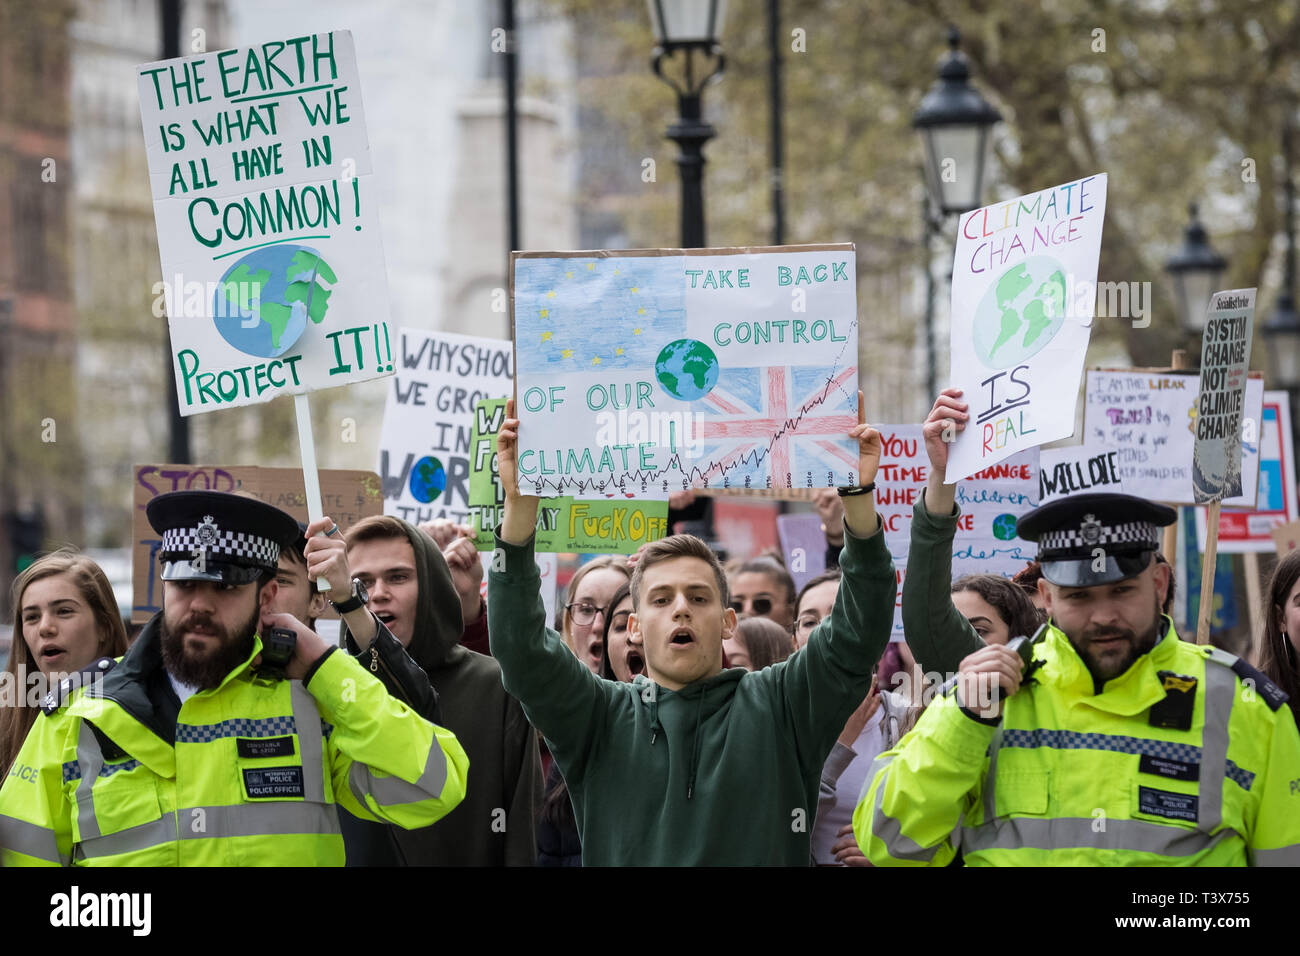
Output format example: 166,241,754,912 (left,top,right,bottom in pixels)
489,395,896,865
340,514,542,866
